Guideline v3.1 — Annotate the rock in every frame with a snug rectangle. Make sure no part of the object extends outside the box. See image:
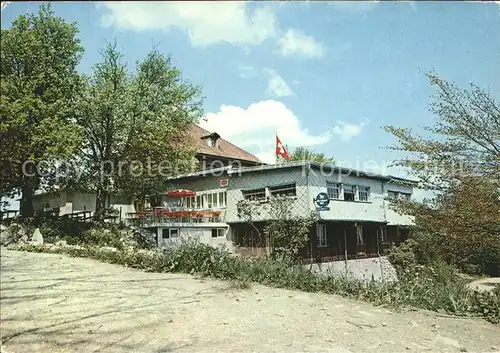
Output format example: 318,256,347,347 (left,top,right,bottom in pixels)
381,322,387,327
30,228,44,245
99,246,118,253
66,245,85,250
20,233,29,243
55,240,68,247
